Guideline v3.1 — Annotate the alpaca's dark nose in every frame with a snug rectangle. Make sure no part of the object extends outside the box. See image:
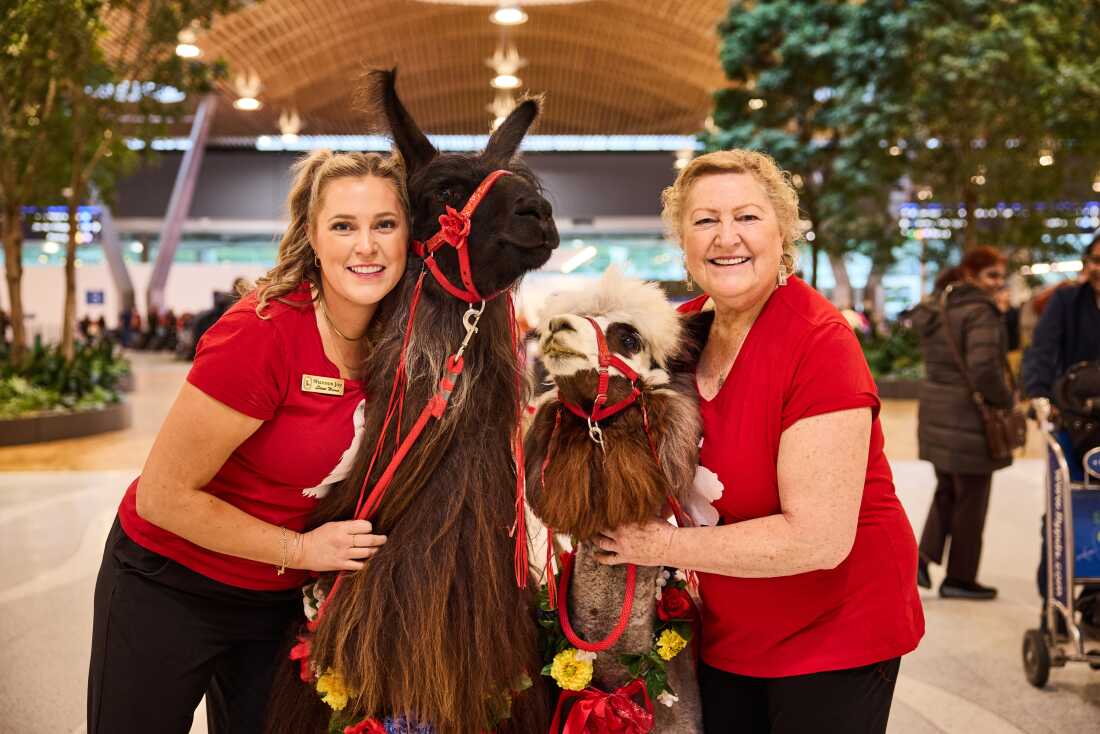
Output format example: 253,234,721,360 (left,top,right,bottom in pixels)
548,317,574,334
